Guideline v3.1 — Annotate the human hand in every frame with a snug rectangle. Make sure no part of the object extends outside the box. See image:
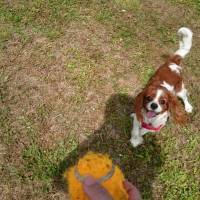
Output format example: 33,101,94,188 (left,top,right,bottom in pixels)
83,176,113,200
123,180,142,200
83,176,142,200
